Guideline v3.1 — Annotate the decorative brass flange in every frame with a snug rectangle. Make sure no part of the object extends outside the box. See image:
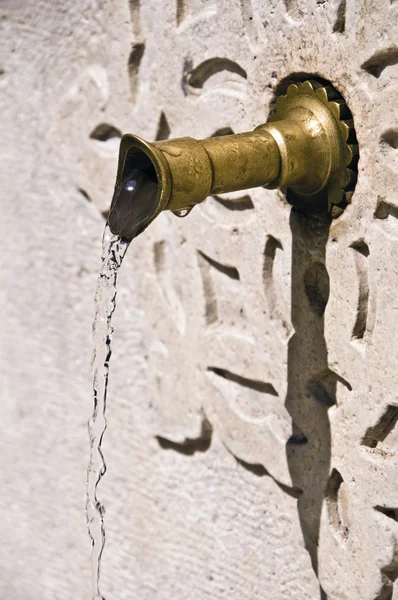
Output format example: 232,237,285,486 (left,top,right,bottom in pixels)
108,80,358,241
